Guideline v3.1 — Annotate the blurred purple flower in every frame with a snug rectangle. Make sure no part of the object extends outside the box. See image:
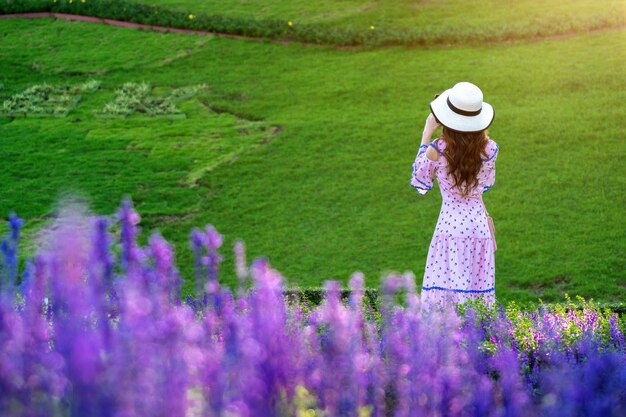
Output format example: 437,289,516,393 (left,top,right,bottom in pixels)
0,200,624,417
